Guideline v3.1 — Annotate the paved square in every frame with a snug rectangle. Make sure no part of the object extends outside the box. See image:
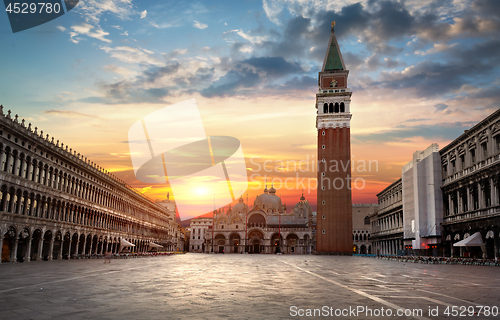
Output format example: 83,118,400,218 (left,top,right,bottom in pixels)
0,255,499,319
